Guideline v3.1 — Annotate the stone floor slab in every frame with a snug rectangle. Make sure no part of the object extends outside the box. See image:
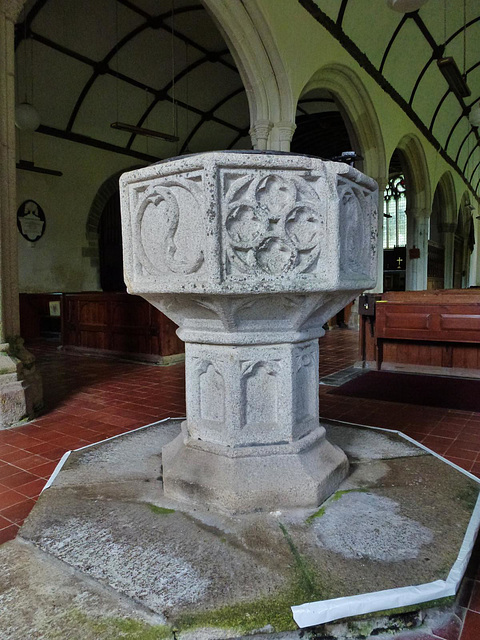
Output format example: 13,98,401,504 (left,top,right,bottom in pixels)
2,419,479,639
